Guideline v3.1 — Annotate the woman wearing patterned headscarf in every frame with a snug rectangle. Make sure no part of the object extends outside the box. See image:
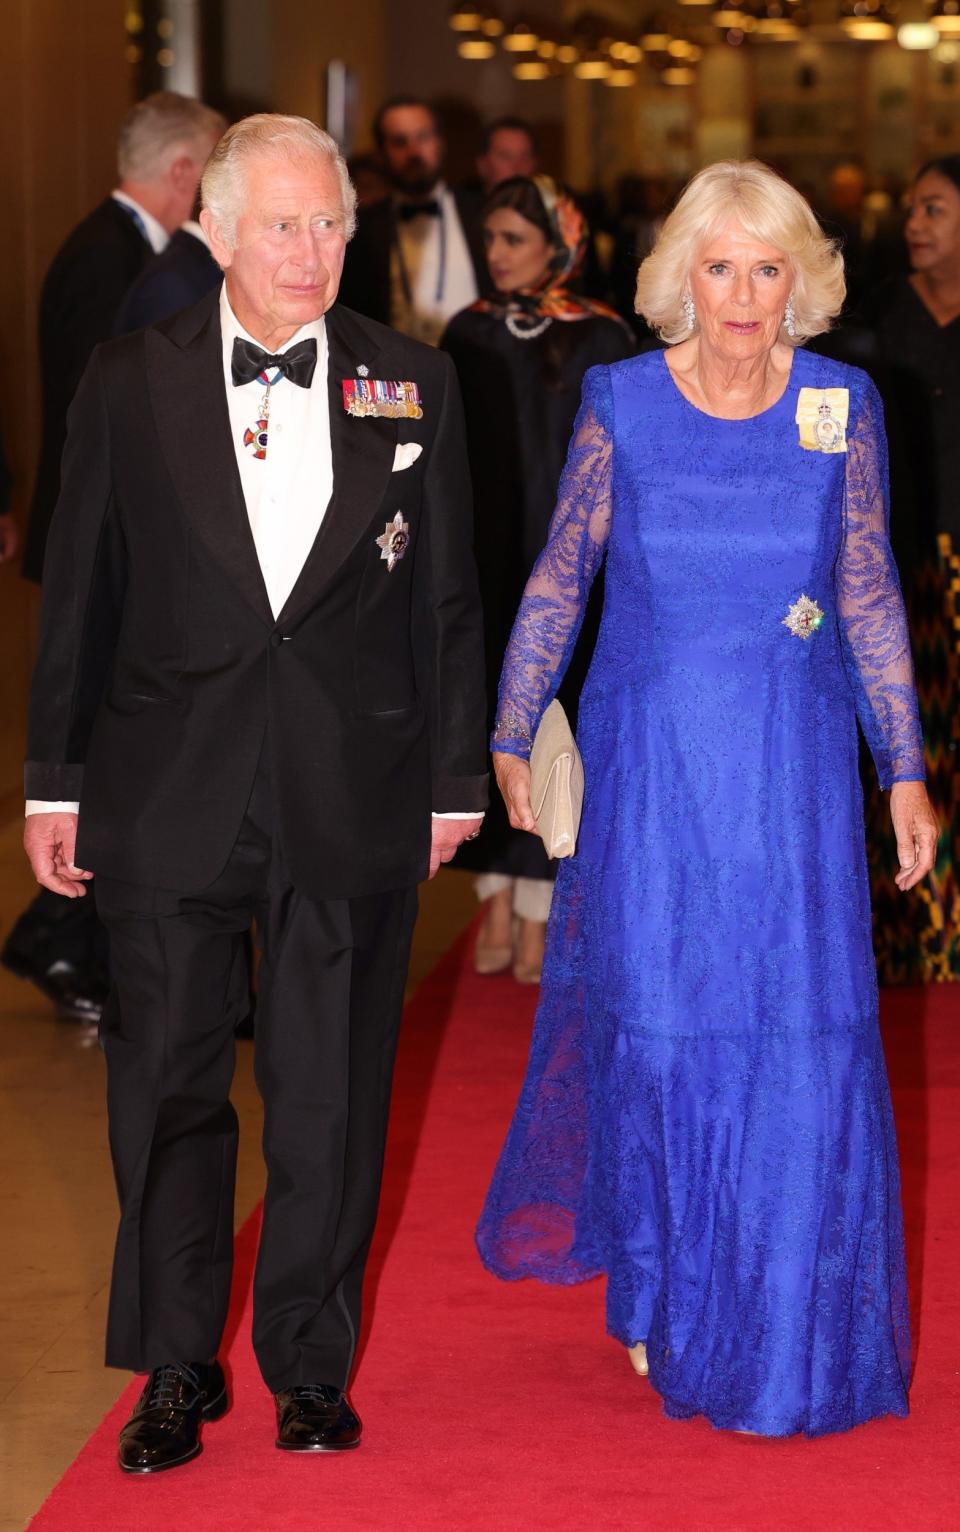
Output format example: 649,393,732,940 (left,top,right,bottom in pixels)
441,176,633,984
